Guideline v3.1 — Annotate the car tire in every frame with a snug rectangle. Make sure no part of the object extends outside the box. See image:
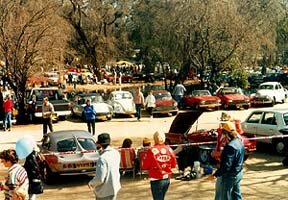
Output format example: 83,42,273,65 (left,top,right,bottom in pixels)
199,149,210,164
194,104,200,110
243,105,249,110
273,139,286,155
